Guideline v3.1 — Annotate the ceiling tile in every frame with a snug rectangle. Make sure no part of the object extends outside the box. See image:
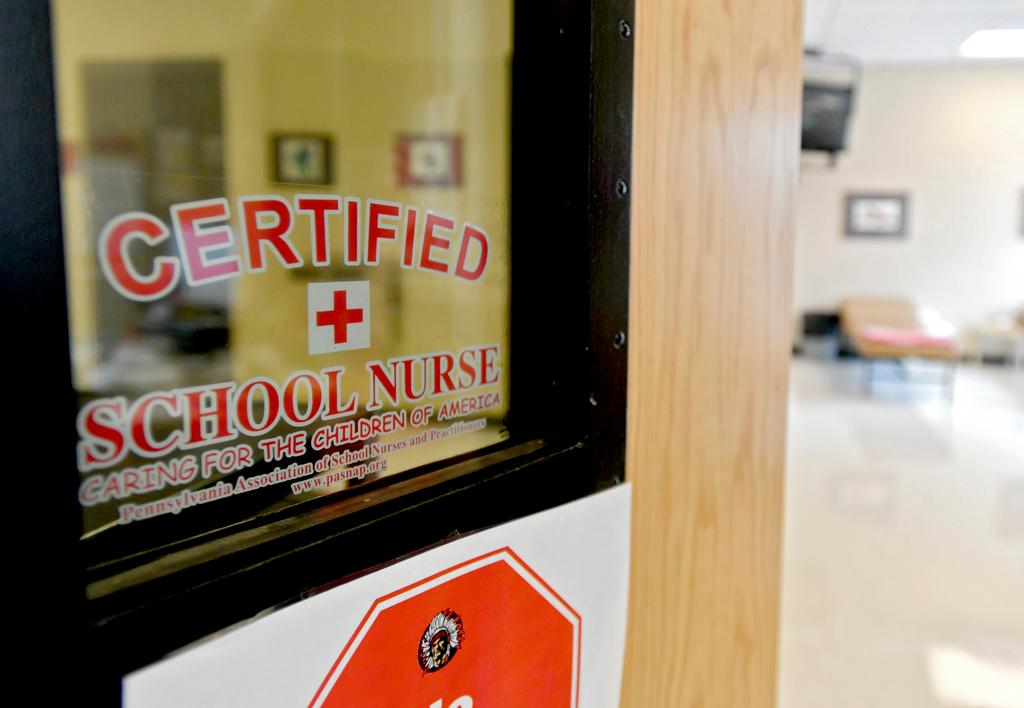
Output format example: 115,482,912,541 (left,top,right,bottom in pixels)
804,0,1024,64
